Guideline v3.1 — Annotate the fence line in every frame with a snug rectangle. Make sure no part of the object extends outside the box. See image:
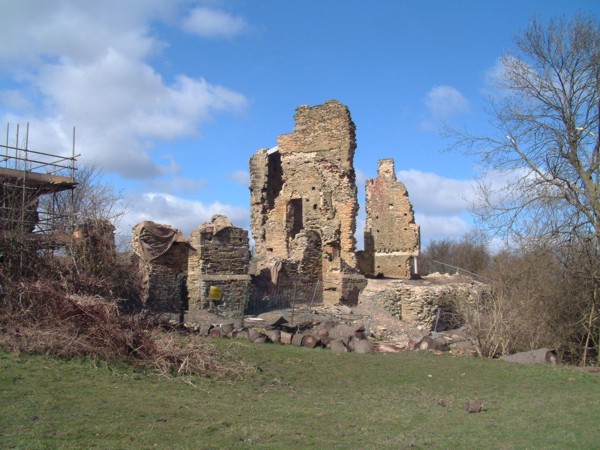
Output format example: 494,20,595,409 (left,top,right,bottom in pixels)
432,260,490,282
210,277,371,327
